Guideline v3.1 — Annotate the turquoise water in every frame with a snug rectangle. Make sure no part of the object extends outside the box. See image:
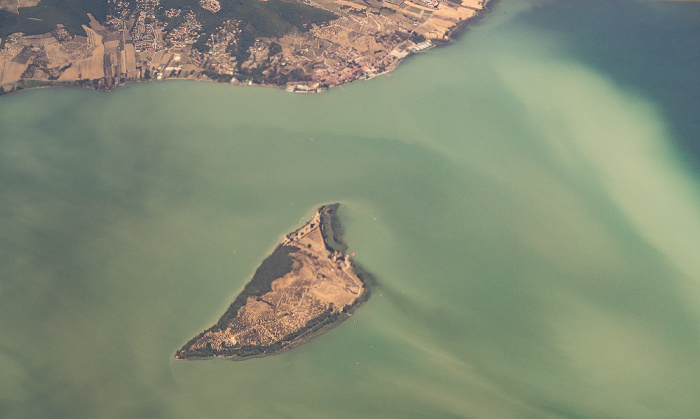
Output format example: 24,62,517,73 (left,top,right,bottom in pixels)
2,0,700,417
